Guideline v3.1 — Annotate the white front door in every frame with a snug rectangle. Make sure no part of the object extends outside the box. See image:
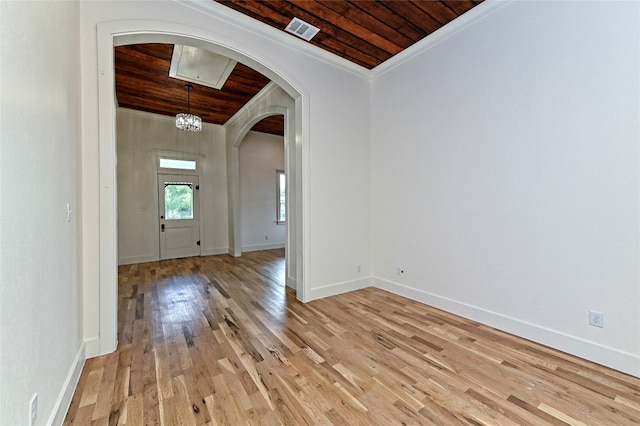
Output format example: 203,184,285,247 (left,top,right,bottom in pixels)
158,174,200,260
